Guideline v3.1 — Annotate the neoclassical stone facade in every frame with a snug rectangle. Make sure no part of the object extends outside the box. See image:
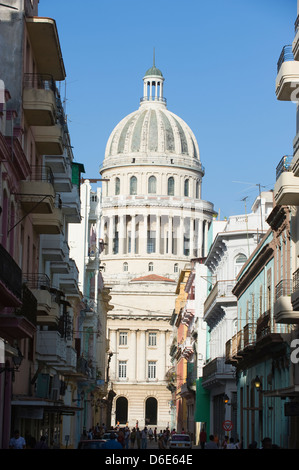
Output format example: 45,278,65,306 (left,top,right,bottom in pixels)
100,62,215,429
